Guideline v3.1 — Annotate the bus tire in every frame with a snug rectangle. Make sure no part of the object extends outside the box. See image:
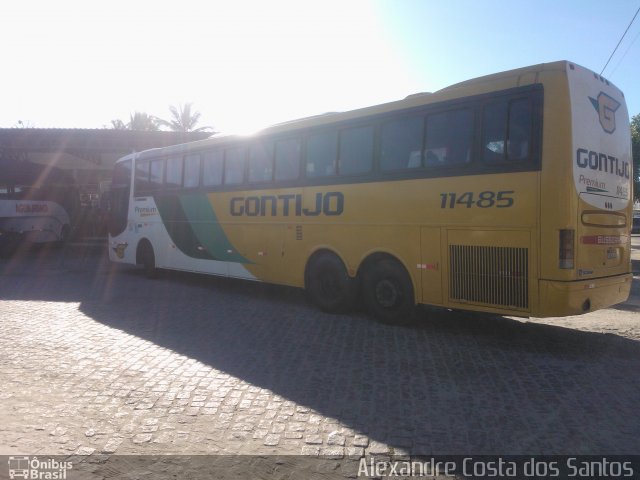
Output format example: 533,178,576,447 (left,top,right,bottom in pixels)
305,252,356,313
361,258,416,325
138,241,157,279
